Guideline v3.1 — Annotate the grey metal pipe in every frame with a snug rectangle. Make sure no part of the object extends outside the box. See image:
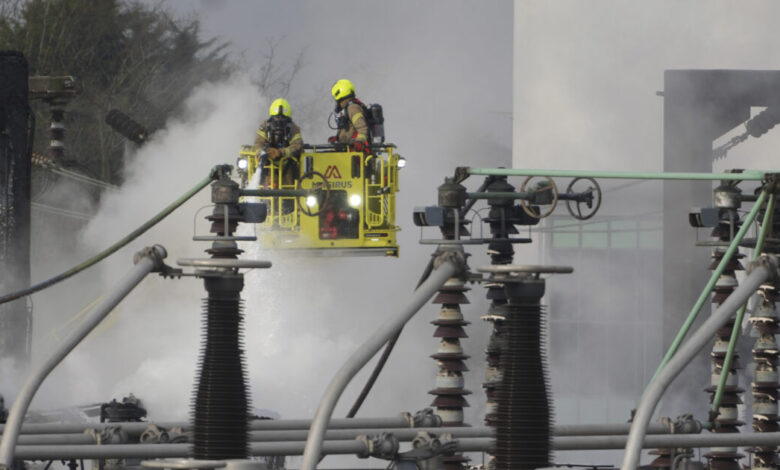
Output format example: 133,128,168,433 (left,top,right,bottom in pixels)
1,416,416,436
251,426,494,442
300,258,460,470
11,438,493,460
16,434,96,445
16,431,780,460
2,420,681,438
250,416,413,431
3,422,684,446
0,245,166,467
561,431,780,451
621,258,778,470
13,443,189,460
554,423,673,436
